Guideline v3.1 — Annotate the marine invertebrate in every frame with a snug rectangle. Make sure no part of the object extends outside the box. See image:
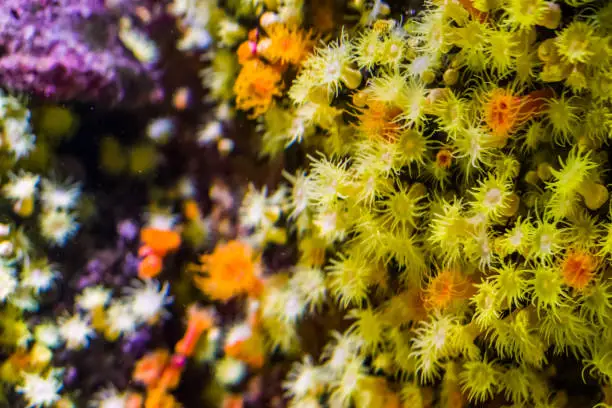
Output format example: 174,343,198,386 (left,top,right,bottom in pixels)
194,240,263,302
17,369,64,408
561,250,597,290
259,23,317,66
423,269,472,312
234,60,284,118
